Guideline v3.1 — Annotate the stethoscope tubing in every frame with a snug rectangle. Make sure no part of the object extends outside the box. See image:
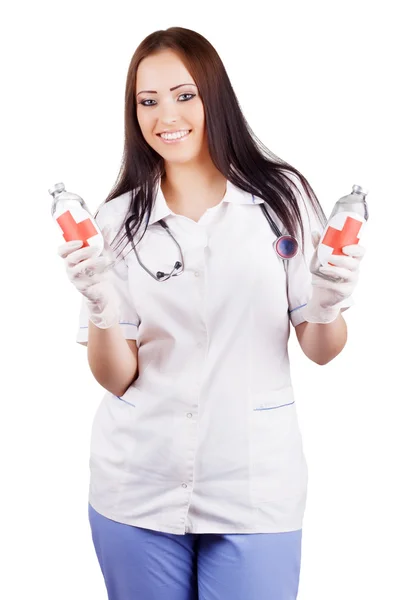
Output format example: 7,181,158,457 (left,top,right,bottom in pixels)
126,195,299,280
